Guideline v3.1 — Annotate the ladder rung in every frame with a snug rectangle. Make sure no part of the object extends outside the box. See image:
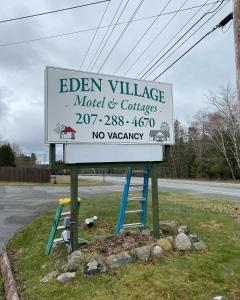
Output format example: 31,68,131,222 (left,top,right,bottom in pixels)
53,238,64,243
61,211,71,216
128,196,144,201
125,210,143,214
57,225,65,230
130,184,143,187
122,223,144,228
